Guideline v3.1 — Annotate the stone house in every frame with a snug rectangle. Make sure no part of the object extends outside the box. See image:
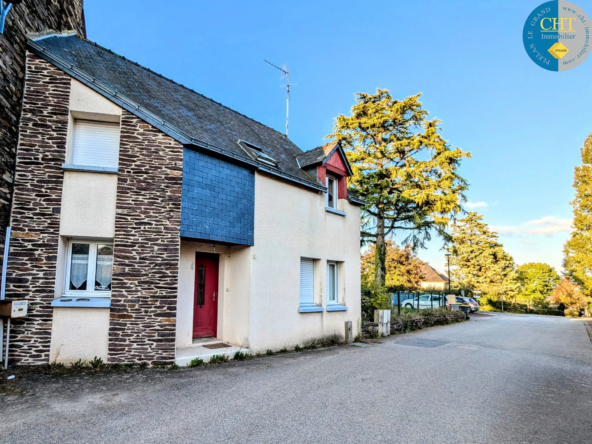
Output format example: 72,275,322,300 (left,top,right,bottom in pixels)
0,0,86,263
4,33,363,366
